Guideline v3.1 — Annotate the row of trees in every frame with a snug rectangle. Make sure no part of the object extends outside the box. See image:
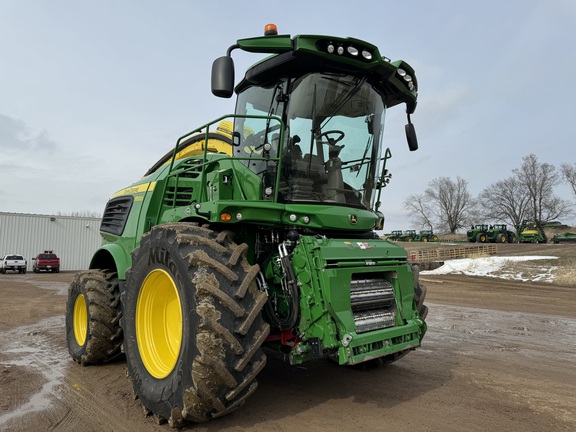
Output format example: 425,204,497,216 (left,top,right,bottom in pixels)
404,154,575,233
